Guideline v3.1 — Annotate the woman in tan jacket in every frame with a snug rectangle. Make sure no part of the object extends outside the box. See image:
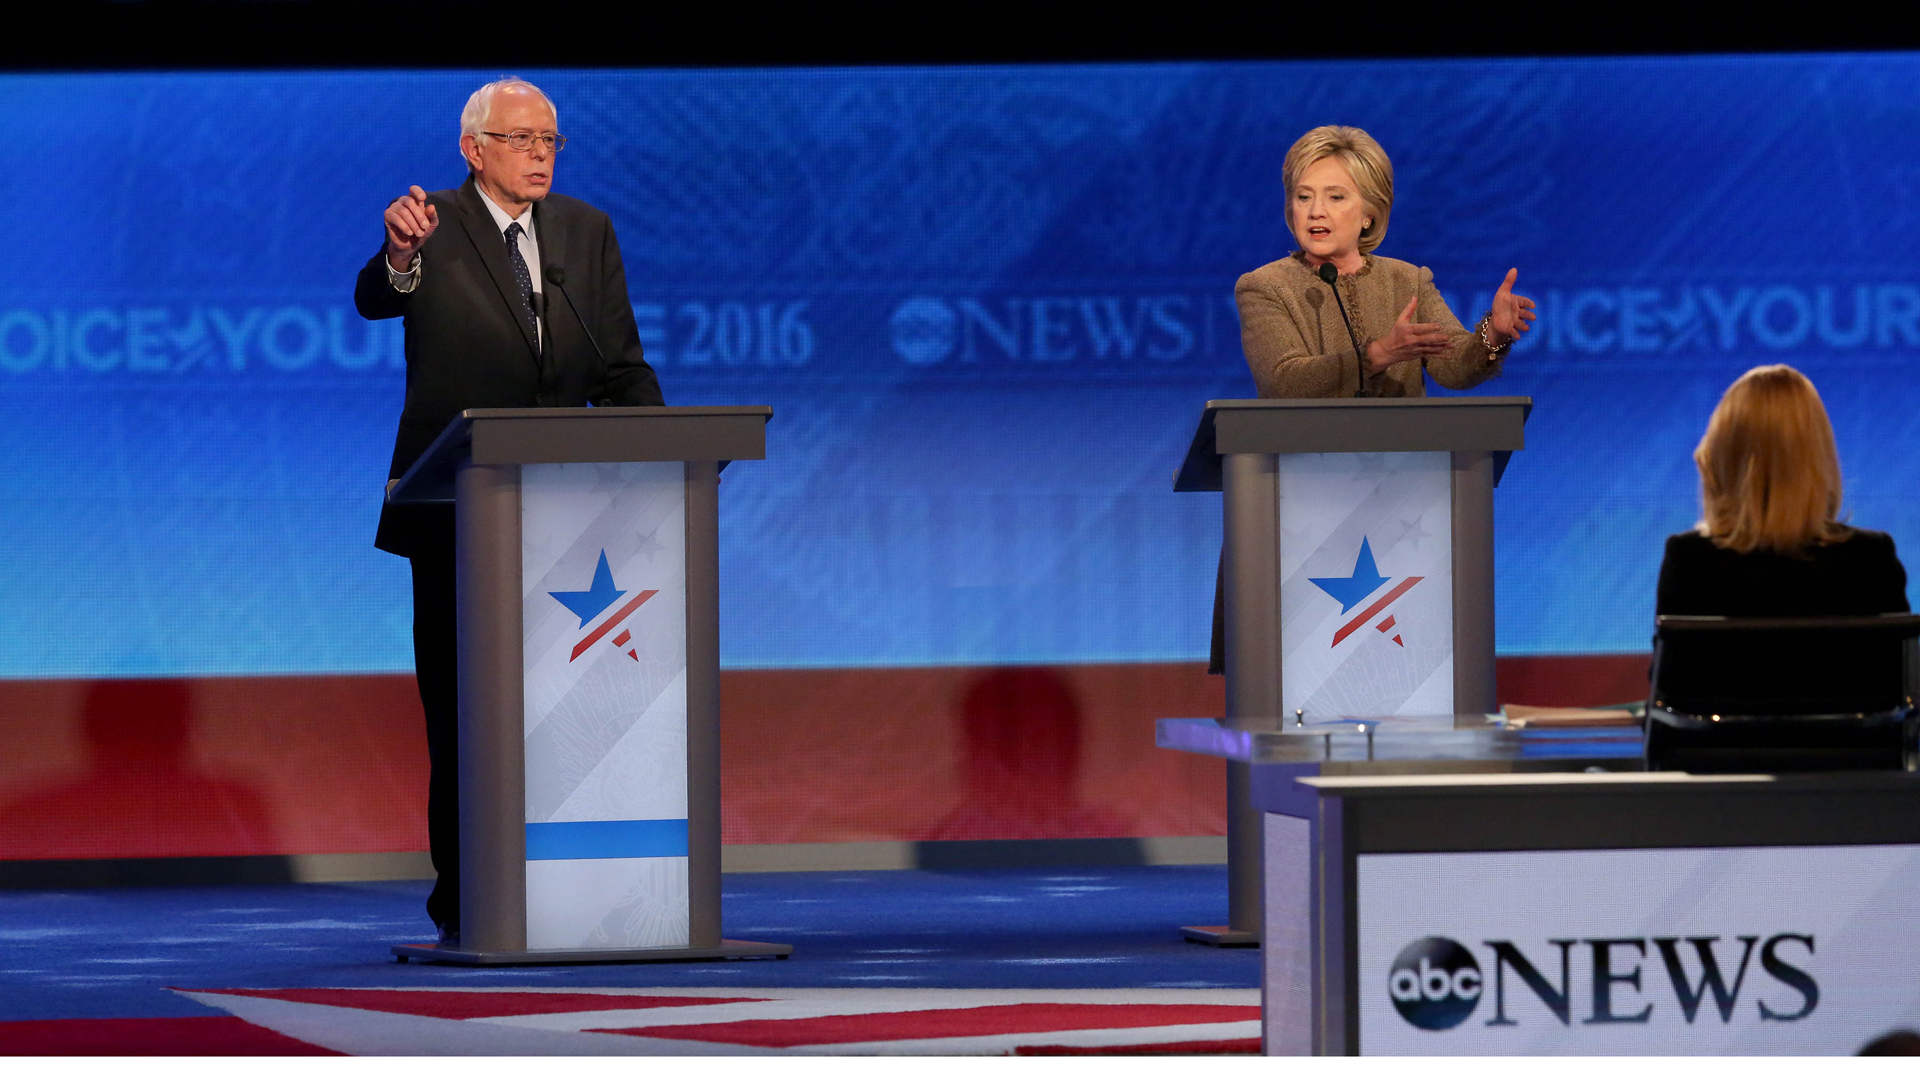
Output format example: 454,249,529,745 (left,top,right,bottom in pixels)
1210,125,1539,673
1236,125,1535,399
